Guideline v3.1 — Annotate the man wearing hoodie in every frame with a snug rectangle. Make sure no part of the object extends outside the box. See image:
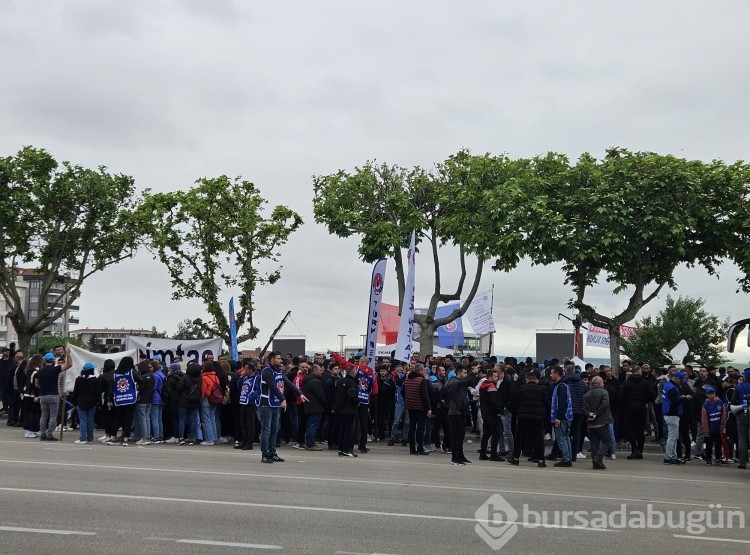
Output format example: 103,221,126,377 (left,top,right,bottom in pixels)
175,361,202,445
507,369,548,467
445,366,479,465
163,363,183,443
